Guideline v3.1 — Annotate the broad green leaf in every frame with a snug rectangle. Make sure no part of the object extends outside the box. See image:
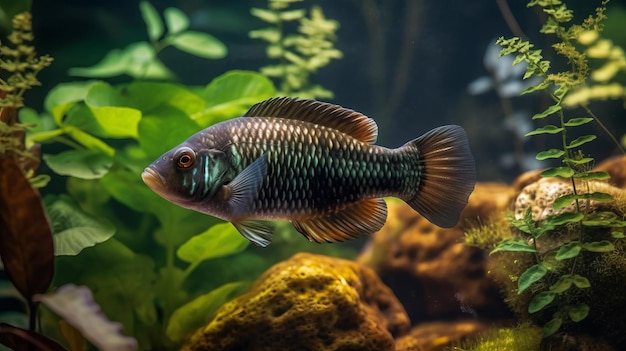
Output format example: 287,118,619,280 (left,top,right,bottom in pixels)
44,81,100,124
572,171,610,181
549,275,573,293
120,82,205,115
541,166,574,178
567,157,593,165
489,237,536,255
140,1,164,41
193,70,276,127
249,27,281,43
85,82,142,138
581,192,613,202
170,31,227,59
525,125,563,136
138,106,201,159
43,150,113,179
581,240,615,252
532,105,561,119
68,49,130,79
555,241,581,260
536,149,564,160
164,7,189,34
46,195,116,256
546,212,583,226
583,211,619,226
567,303,589,322
166,282,247,343
553,194,576,210
529,291,555,313
177,223,250,264
563,117,593,127
612,231,625,239
570,274,591,289
518,264,548,294
251,7,280,23
566,135,596,149
543,316,562,338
